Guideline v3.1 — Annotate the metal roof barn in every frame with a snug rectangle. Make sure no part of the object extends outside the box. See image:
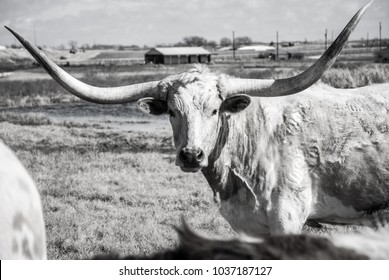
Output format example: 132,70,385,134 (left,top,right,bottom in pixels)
145,47,211,65
238,45,275,52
